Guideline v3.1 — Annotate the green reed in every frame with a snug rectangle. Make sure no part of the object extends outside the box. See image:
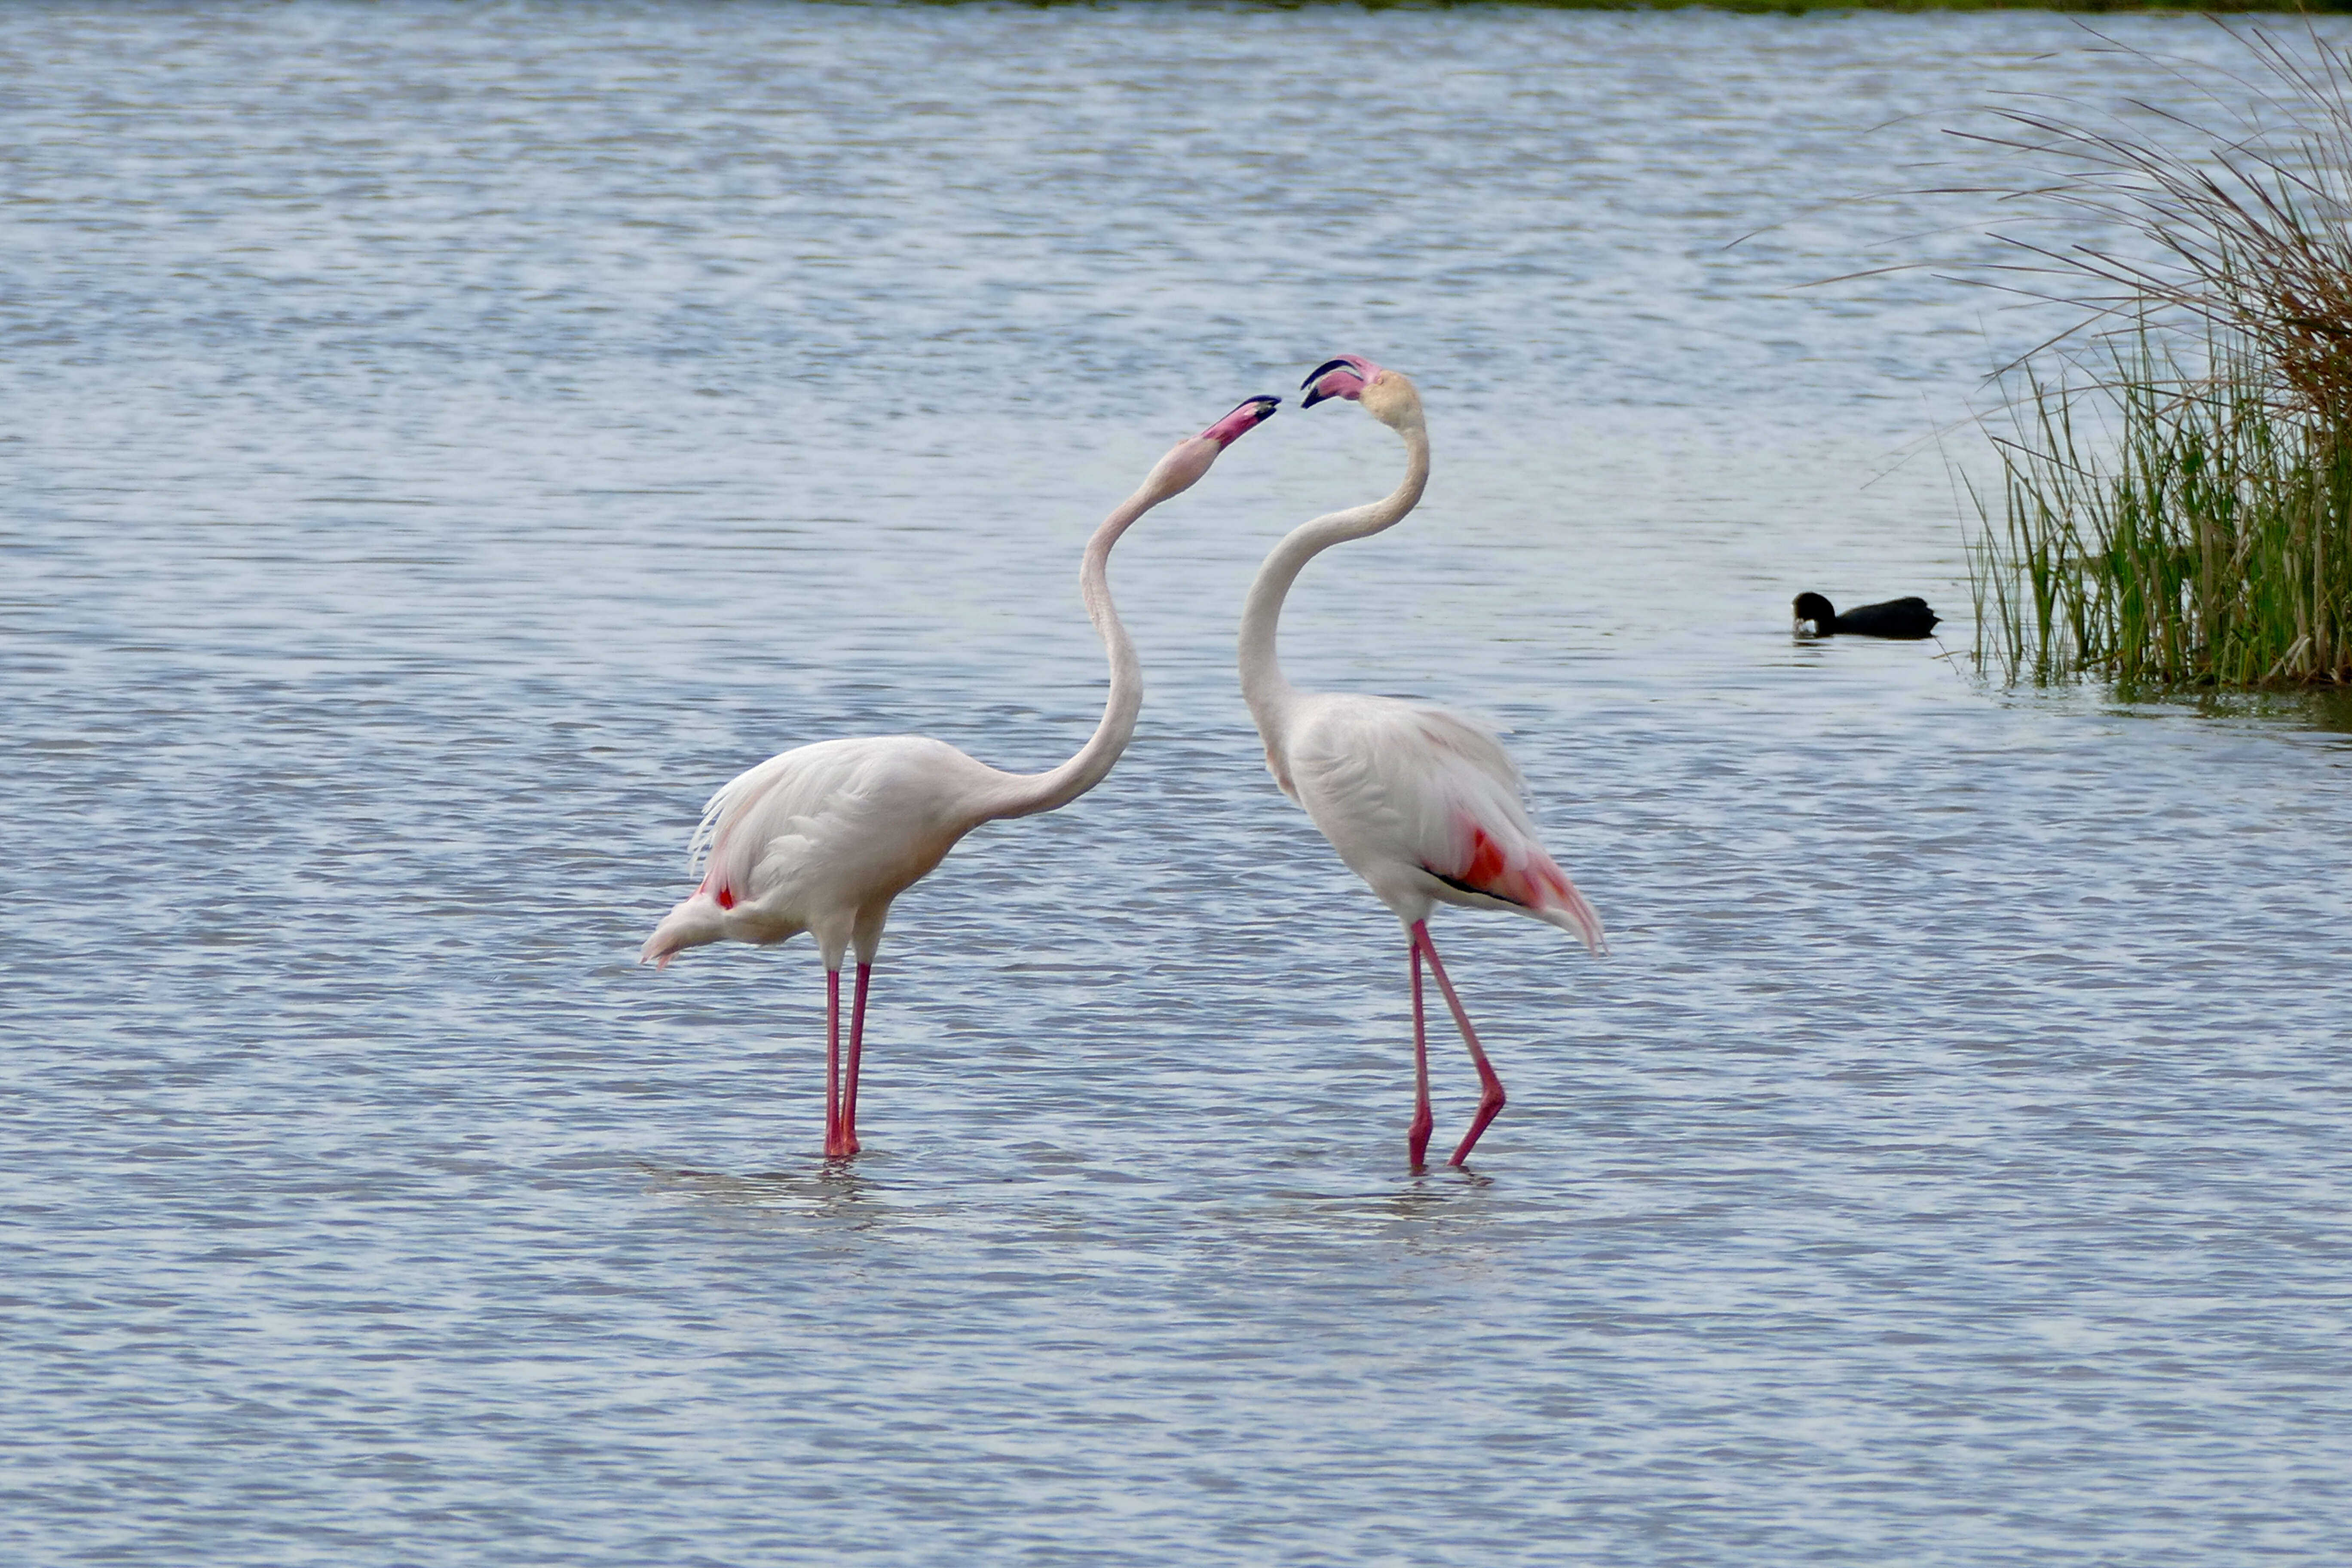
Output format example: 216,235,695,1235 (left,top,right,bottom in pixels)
1975,349,2352,688
1966,24,2352,690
